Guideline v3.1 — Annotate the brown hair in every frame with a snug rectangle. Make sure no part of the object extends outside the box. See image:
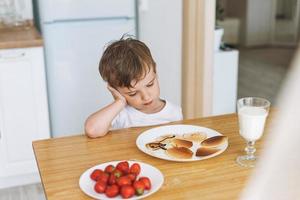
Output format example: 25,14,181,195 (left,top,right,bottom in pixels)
99,37,156,88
